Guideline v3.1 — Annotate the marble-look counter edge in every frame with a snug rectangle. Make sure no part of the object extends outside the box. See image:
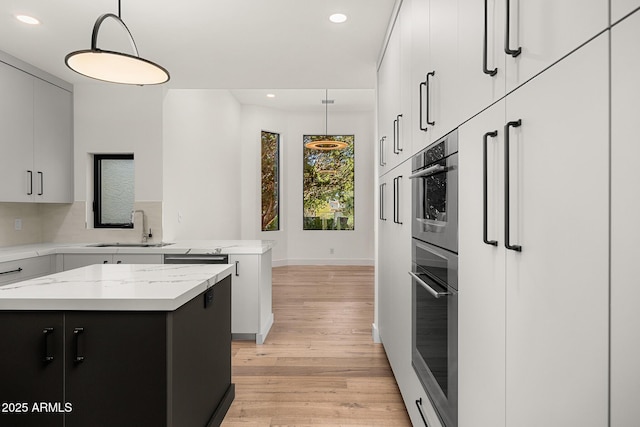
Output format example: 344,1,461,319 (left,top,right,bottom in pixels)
0,240,275,263
0,264,234,311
